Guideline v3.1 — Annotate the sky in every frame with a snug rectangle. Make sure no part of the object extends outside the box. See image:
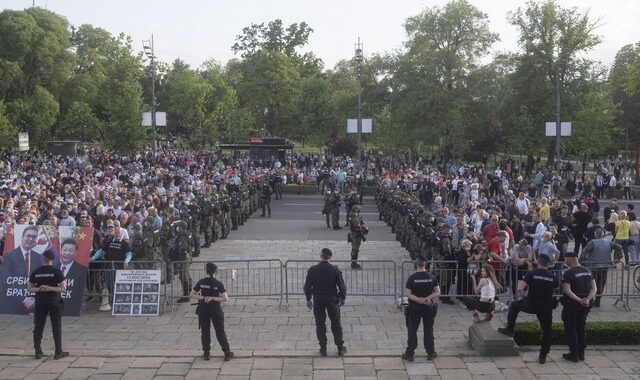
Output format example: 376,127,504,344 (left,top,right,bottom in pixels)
3,0,639,70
